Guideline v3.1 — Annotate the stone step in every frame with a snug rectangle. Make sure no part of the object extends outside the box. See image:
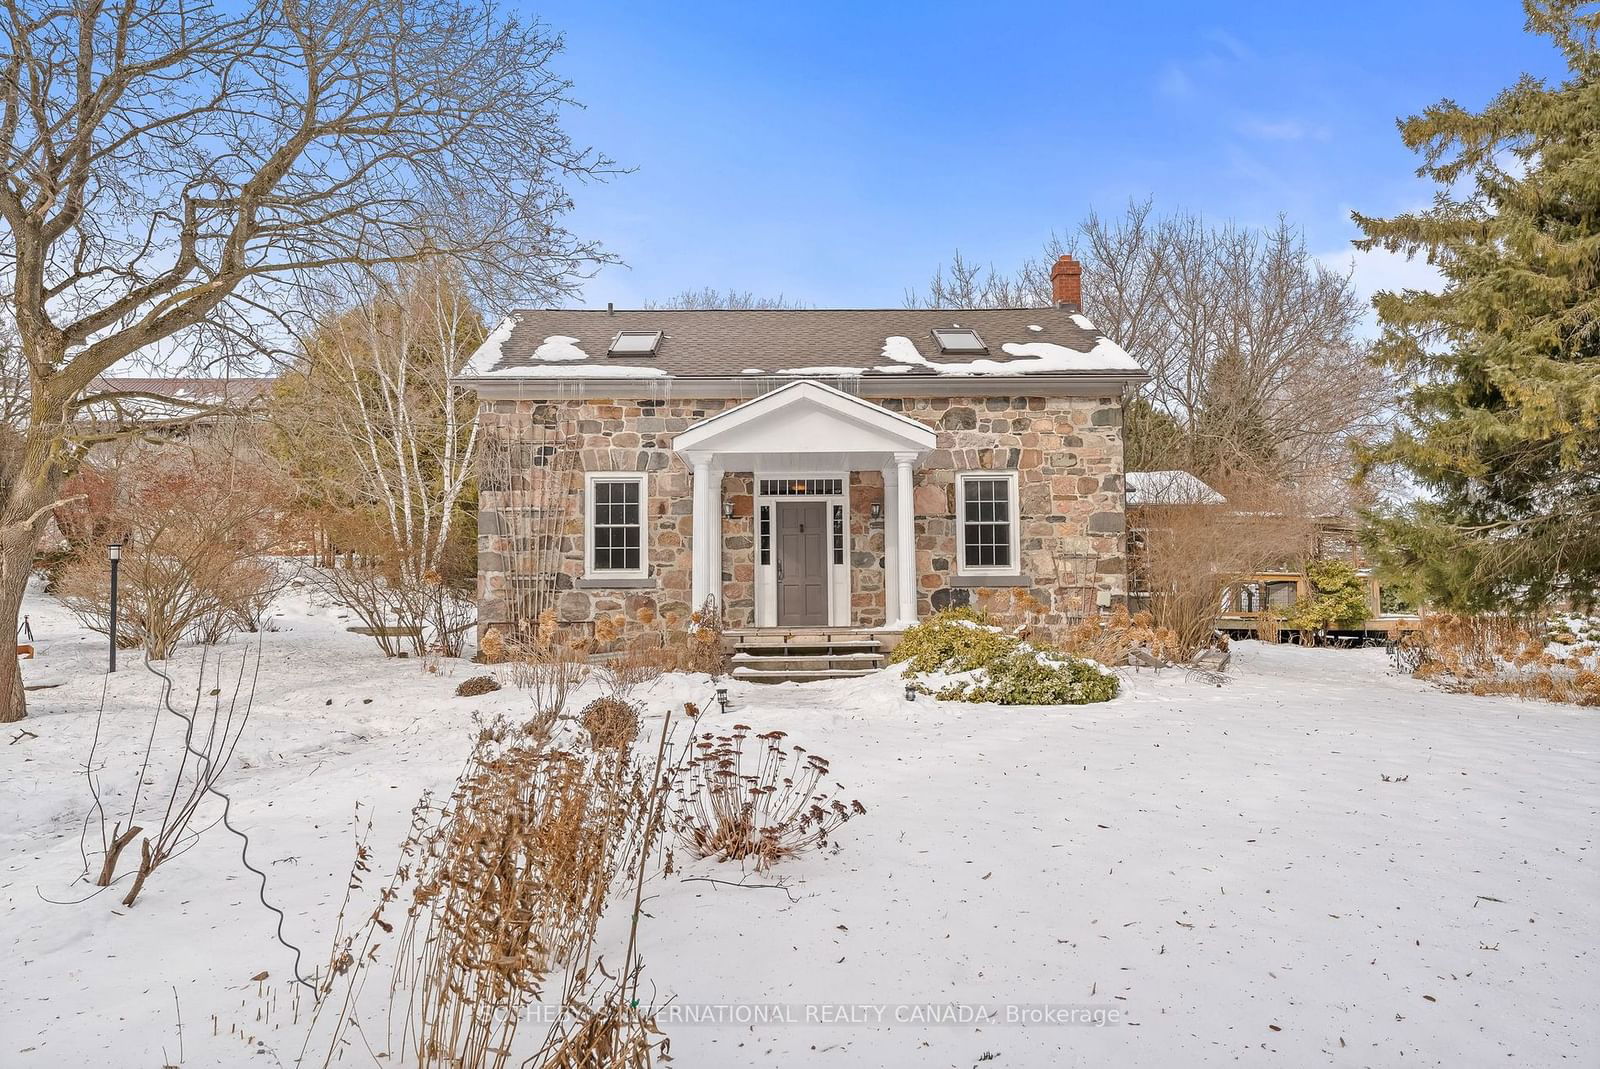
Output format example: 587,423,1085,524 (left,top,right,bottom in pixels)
731,650,884,662
731,666,882,683
731,653,885,671
729,631,887,683
735,636,882,654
